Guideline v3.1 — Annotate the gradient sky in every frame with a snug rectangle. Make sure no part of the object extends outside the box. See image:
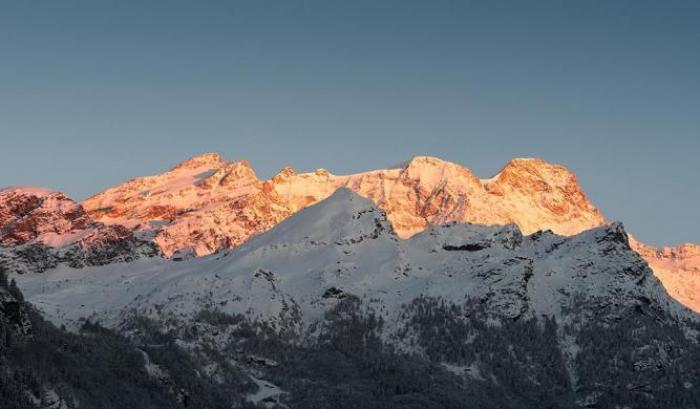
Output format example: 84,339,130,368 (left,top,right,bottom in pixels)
0,1,698,246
